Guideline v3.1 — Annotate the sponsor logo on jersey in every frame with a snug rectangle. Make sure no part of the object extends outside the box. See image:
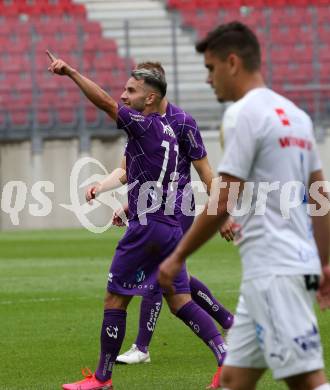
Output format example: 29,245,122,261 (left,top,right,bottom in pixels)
162,122,176,138
278,136,312,150
123,282,155,290
129,112,145,122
